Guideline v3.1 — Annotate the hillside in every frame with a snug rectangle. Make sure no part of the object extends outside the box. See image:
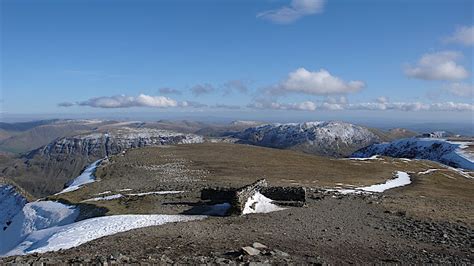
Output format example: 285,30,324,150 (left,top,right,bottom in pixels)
1,143,472,263
1,127,203,197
